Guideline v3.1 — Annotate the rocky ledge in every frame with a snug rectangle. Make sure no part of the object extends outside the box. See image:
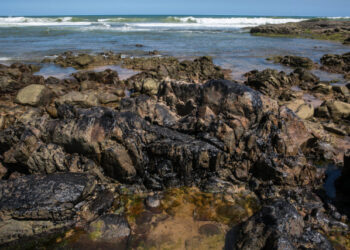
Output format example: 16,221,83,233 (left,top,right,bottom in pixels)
250,19,350,44
0,53,349,249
